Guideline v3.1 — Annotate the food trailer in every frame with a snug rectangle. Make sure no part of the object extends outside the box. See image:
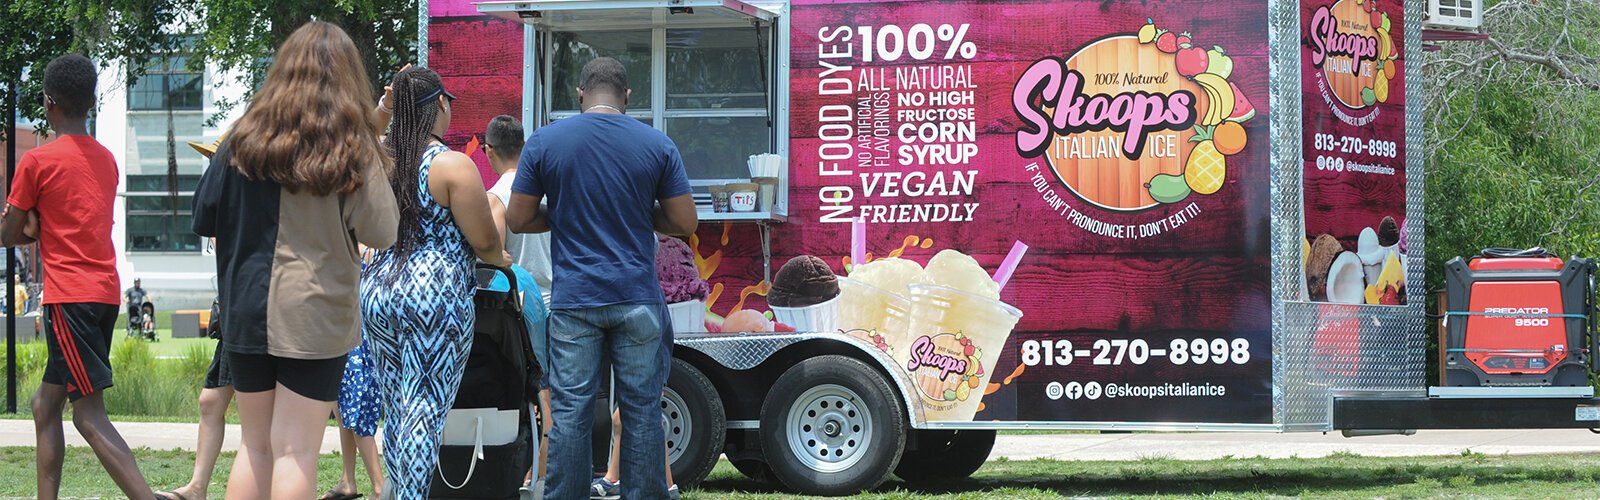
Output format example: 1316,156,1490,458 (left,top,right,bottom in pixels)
420,0,1598,496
